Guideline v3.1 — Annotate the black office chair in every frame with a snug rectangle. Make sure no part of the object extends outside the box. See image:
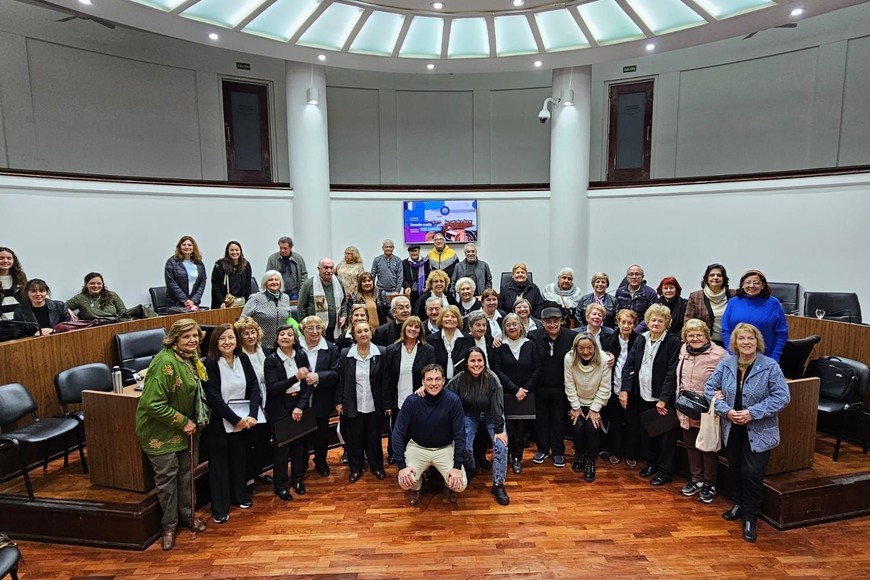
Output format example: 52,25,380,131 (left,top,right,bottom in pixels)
768,282,800,315
0,543,20,580
54,363,113,422
779,335,821,380
805,356,869,461
149,286,169,315
0,383,88,500
250,276,259,296
803,292,862,324
115,327,167,385
200,325,216,352
499,271,534,291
